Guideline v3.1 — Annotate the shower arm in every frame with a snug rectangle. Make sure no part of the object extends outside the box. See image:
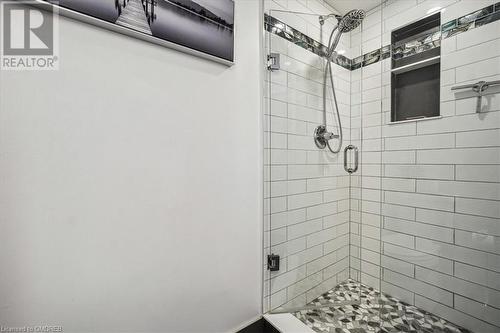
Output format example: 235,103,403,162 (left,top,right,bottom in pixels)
319,13,342,25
